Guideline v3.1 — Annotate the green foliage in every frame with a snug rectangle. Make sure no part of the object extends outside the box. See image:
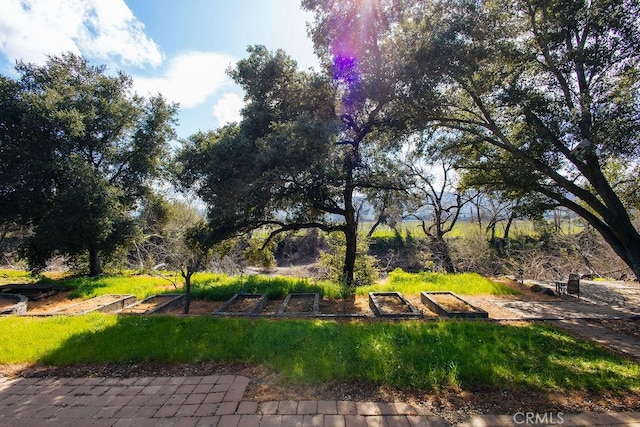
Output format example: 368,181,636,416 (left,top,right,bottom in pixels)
0,269,32,285
0,53,178,275
190,273,341,301
1,315,638,393
243,238,276,270
369,229,433,273
399,0,640,278
176,44,408,286
133,195,204,273
319,233,379,286
20,271,339,302
358,268,519,296
49,274,177,300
